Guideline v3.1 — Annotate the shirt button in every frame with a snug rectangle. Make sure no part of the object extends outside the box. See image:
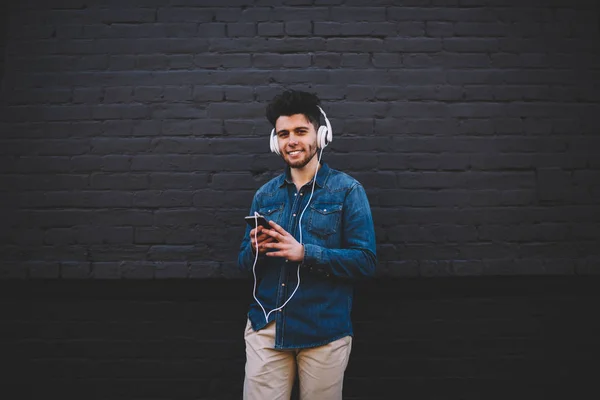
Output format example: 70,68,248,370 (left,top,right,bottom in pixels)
293,213,296,217
294,193,297,196
282,283,285,286
300,193,303,196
